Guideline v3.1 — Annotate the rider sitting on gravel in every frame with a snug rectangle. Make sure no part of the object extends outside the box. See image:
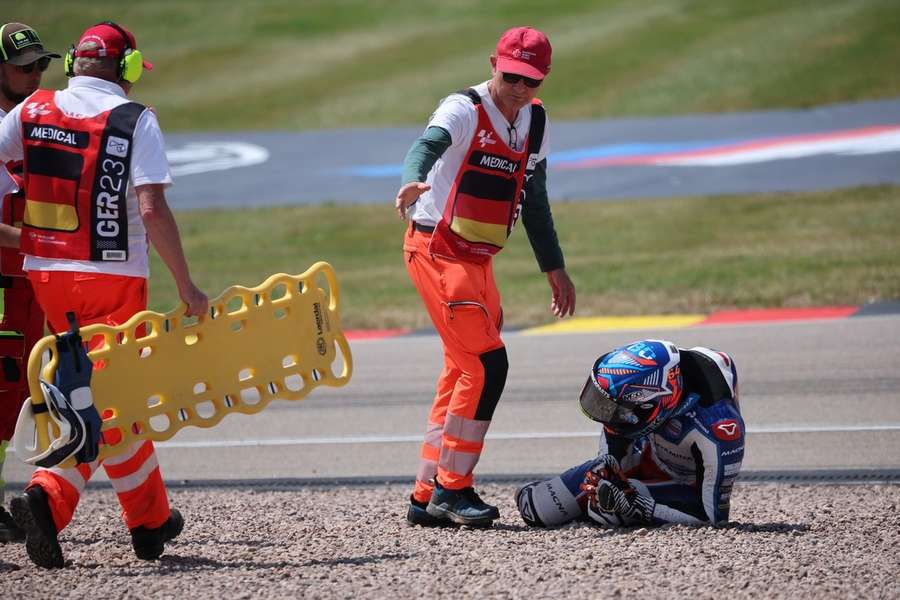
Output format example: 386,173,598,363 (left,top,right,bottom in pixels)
516,339,745,528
